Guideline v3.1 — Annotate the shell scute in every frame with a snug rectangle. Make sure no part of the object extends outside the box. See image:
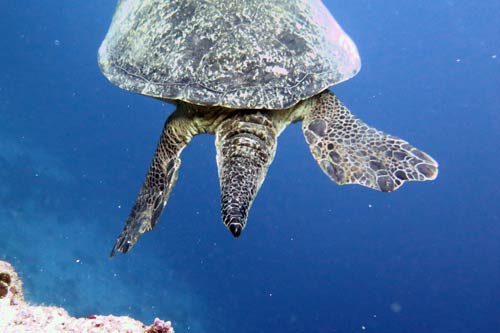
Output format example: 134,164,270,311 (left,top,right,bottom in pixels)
99,0,361,109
